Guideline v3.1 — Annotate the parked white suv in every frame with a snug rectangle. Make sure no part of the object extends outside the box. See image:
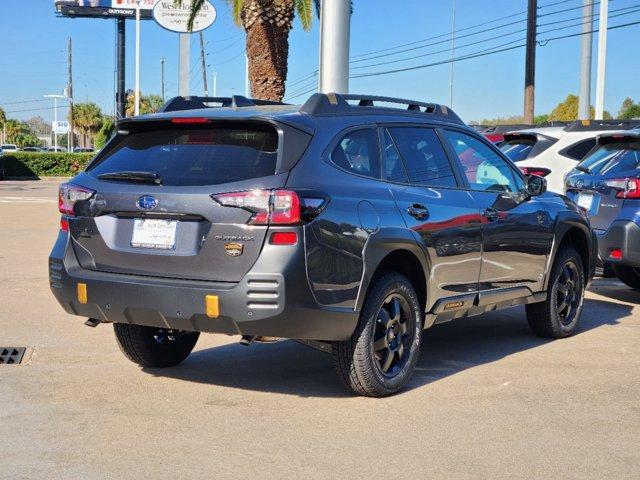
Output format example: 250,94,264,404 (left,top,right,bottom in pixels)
0,144,19,154
499,121,640,193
